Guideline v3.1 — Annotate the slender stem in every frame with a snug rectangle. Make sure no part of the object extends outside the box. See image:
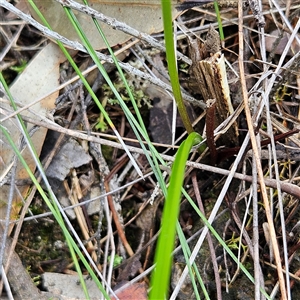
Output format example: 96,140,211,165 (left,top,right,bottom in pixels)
161,0,194,134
